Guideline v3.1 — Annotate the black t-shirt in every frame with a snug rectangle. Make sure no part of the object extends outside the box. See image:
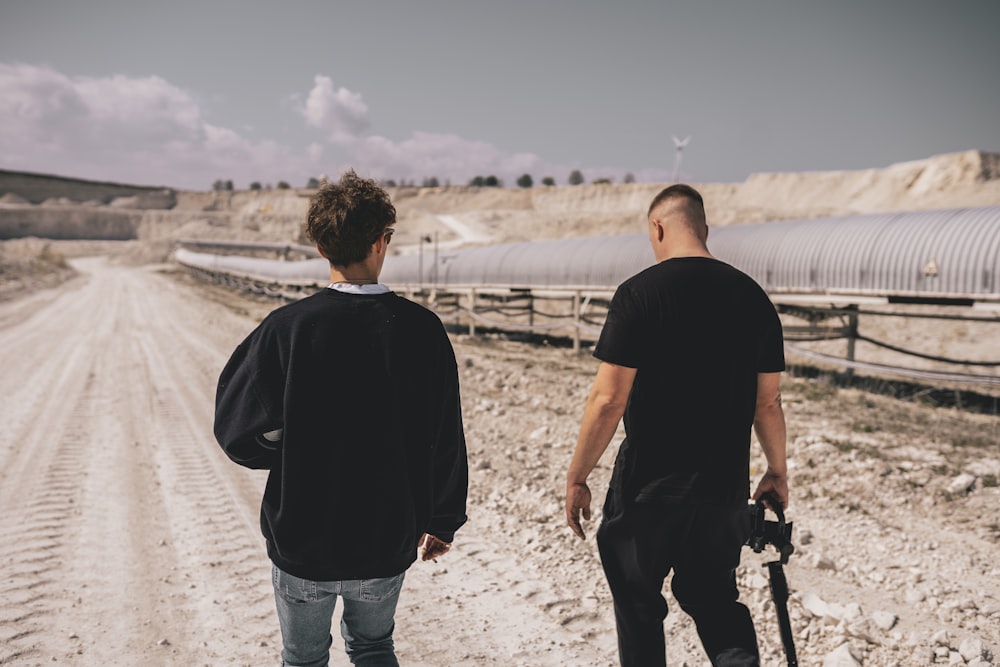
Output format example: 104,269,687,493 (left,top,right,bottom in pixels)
594,257,784,506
